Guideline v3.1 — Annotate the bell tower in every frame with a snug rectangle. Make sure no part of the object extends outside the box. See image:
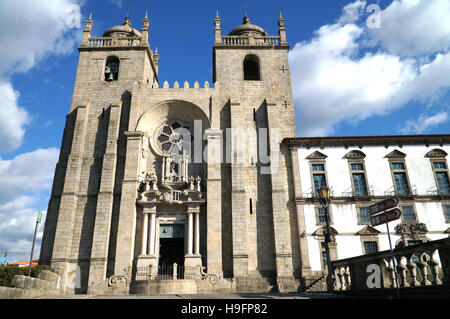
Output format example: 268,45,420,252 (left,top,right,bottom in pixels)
39,12,160,293
213,13,299,290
